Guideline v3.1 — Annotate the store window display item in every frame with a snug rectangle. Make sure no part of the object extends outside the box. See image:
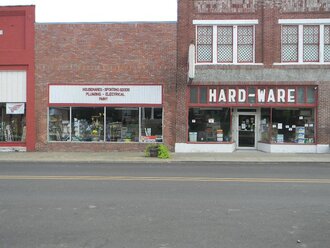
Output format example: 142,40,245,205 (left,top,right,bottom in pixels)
48,107,163,143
